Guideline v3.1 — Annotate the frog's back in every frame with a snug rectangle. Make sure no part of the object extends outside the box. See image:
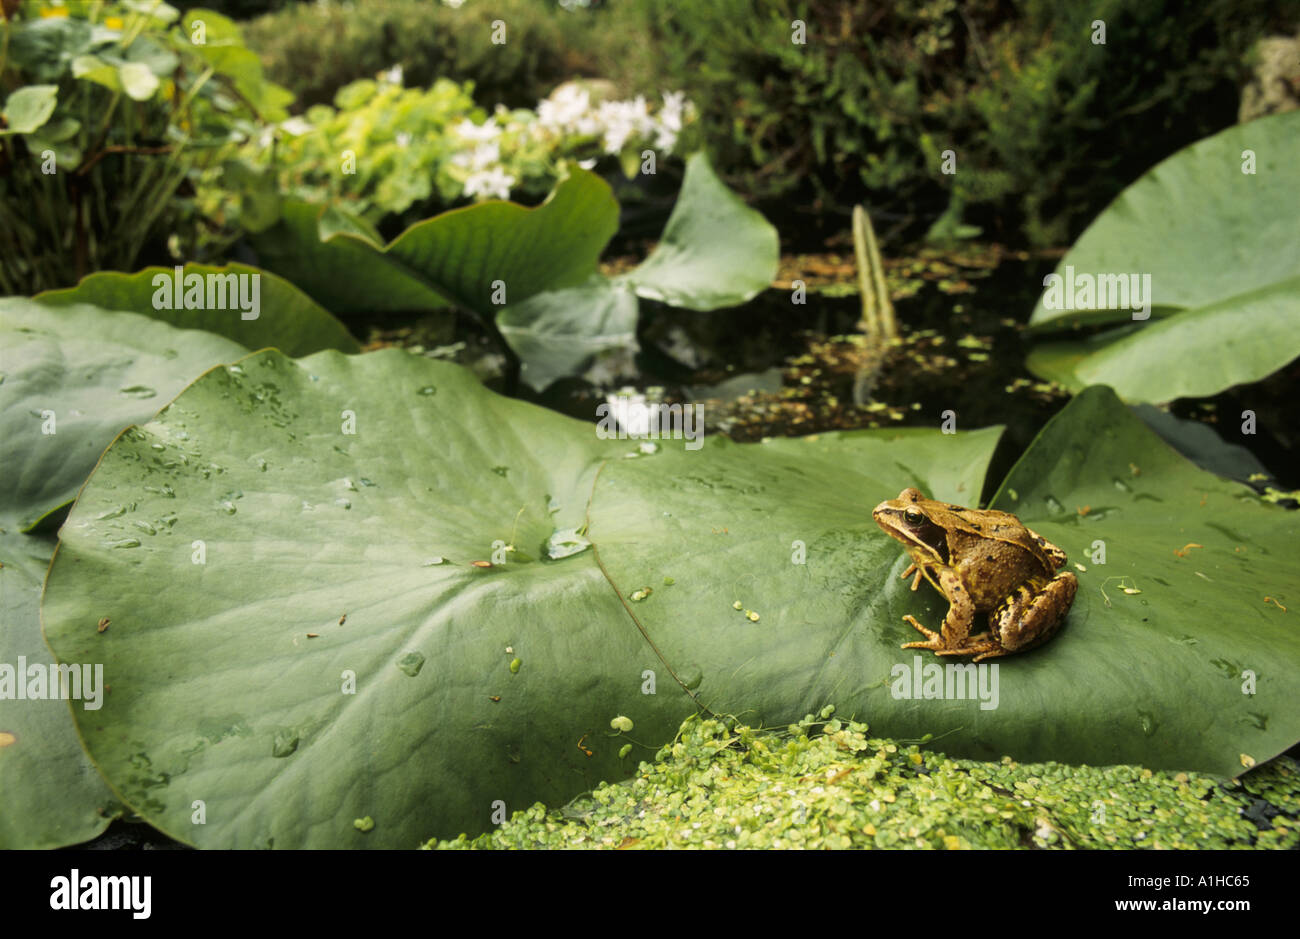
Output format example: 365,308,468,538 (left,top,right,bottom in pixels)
954,506,1061,572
